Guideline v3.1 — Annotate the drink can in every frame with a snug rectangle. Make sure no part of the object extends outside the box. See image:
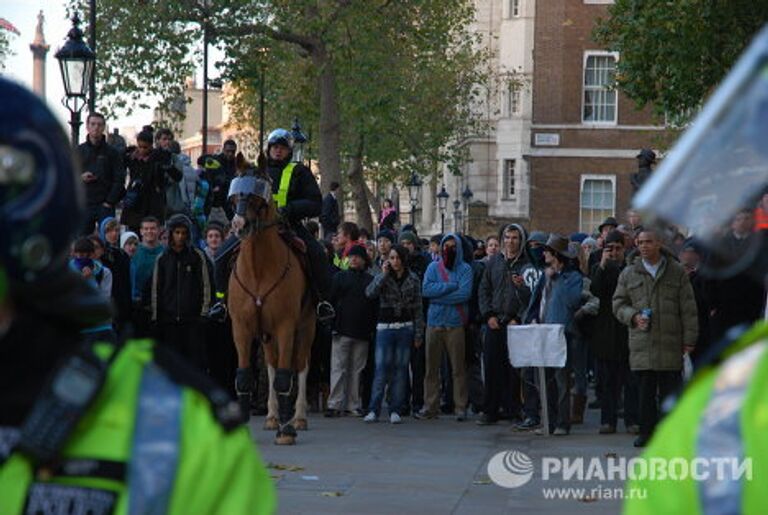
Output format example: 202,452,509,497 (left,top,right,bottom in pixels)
641,308,652,330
